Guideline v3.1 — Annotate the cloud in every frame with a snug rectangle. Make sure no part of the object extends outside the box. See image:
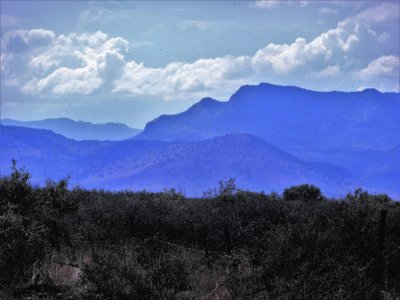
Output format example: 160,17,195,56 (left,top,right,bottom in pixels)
2,2,399,99
2,29,55,52
251,1,281,9
2,30,129,95
1,14,23,28
358,55,399,80
318,7,338,14
113,56,253,100
356,1,399,23
130,41,154,49
250,0,308,9
79,2,131,23
177,20,243,32
114,2,398,98
314,65,341,78
1,53,10,72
